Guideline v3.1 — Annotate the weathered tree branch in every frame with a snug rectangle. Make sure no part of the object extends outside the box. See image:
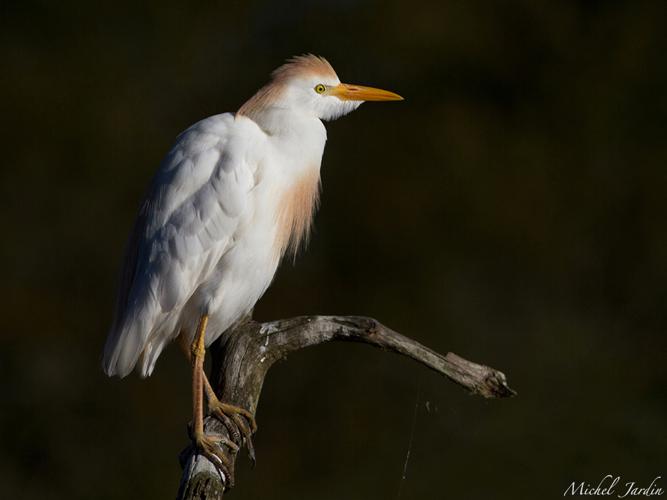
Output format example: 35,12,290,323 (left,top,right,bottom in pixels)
177,315,516,499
